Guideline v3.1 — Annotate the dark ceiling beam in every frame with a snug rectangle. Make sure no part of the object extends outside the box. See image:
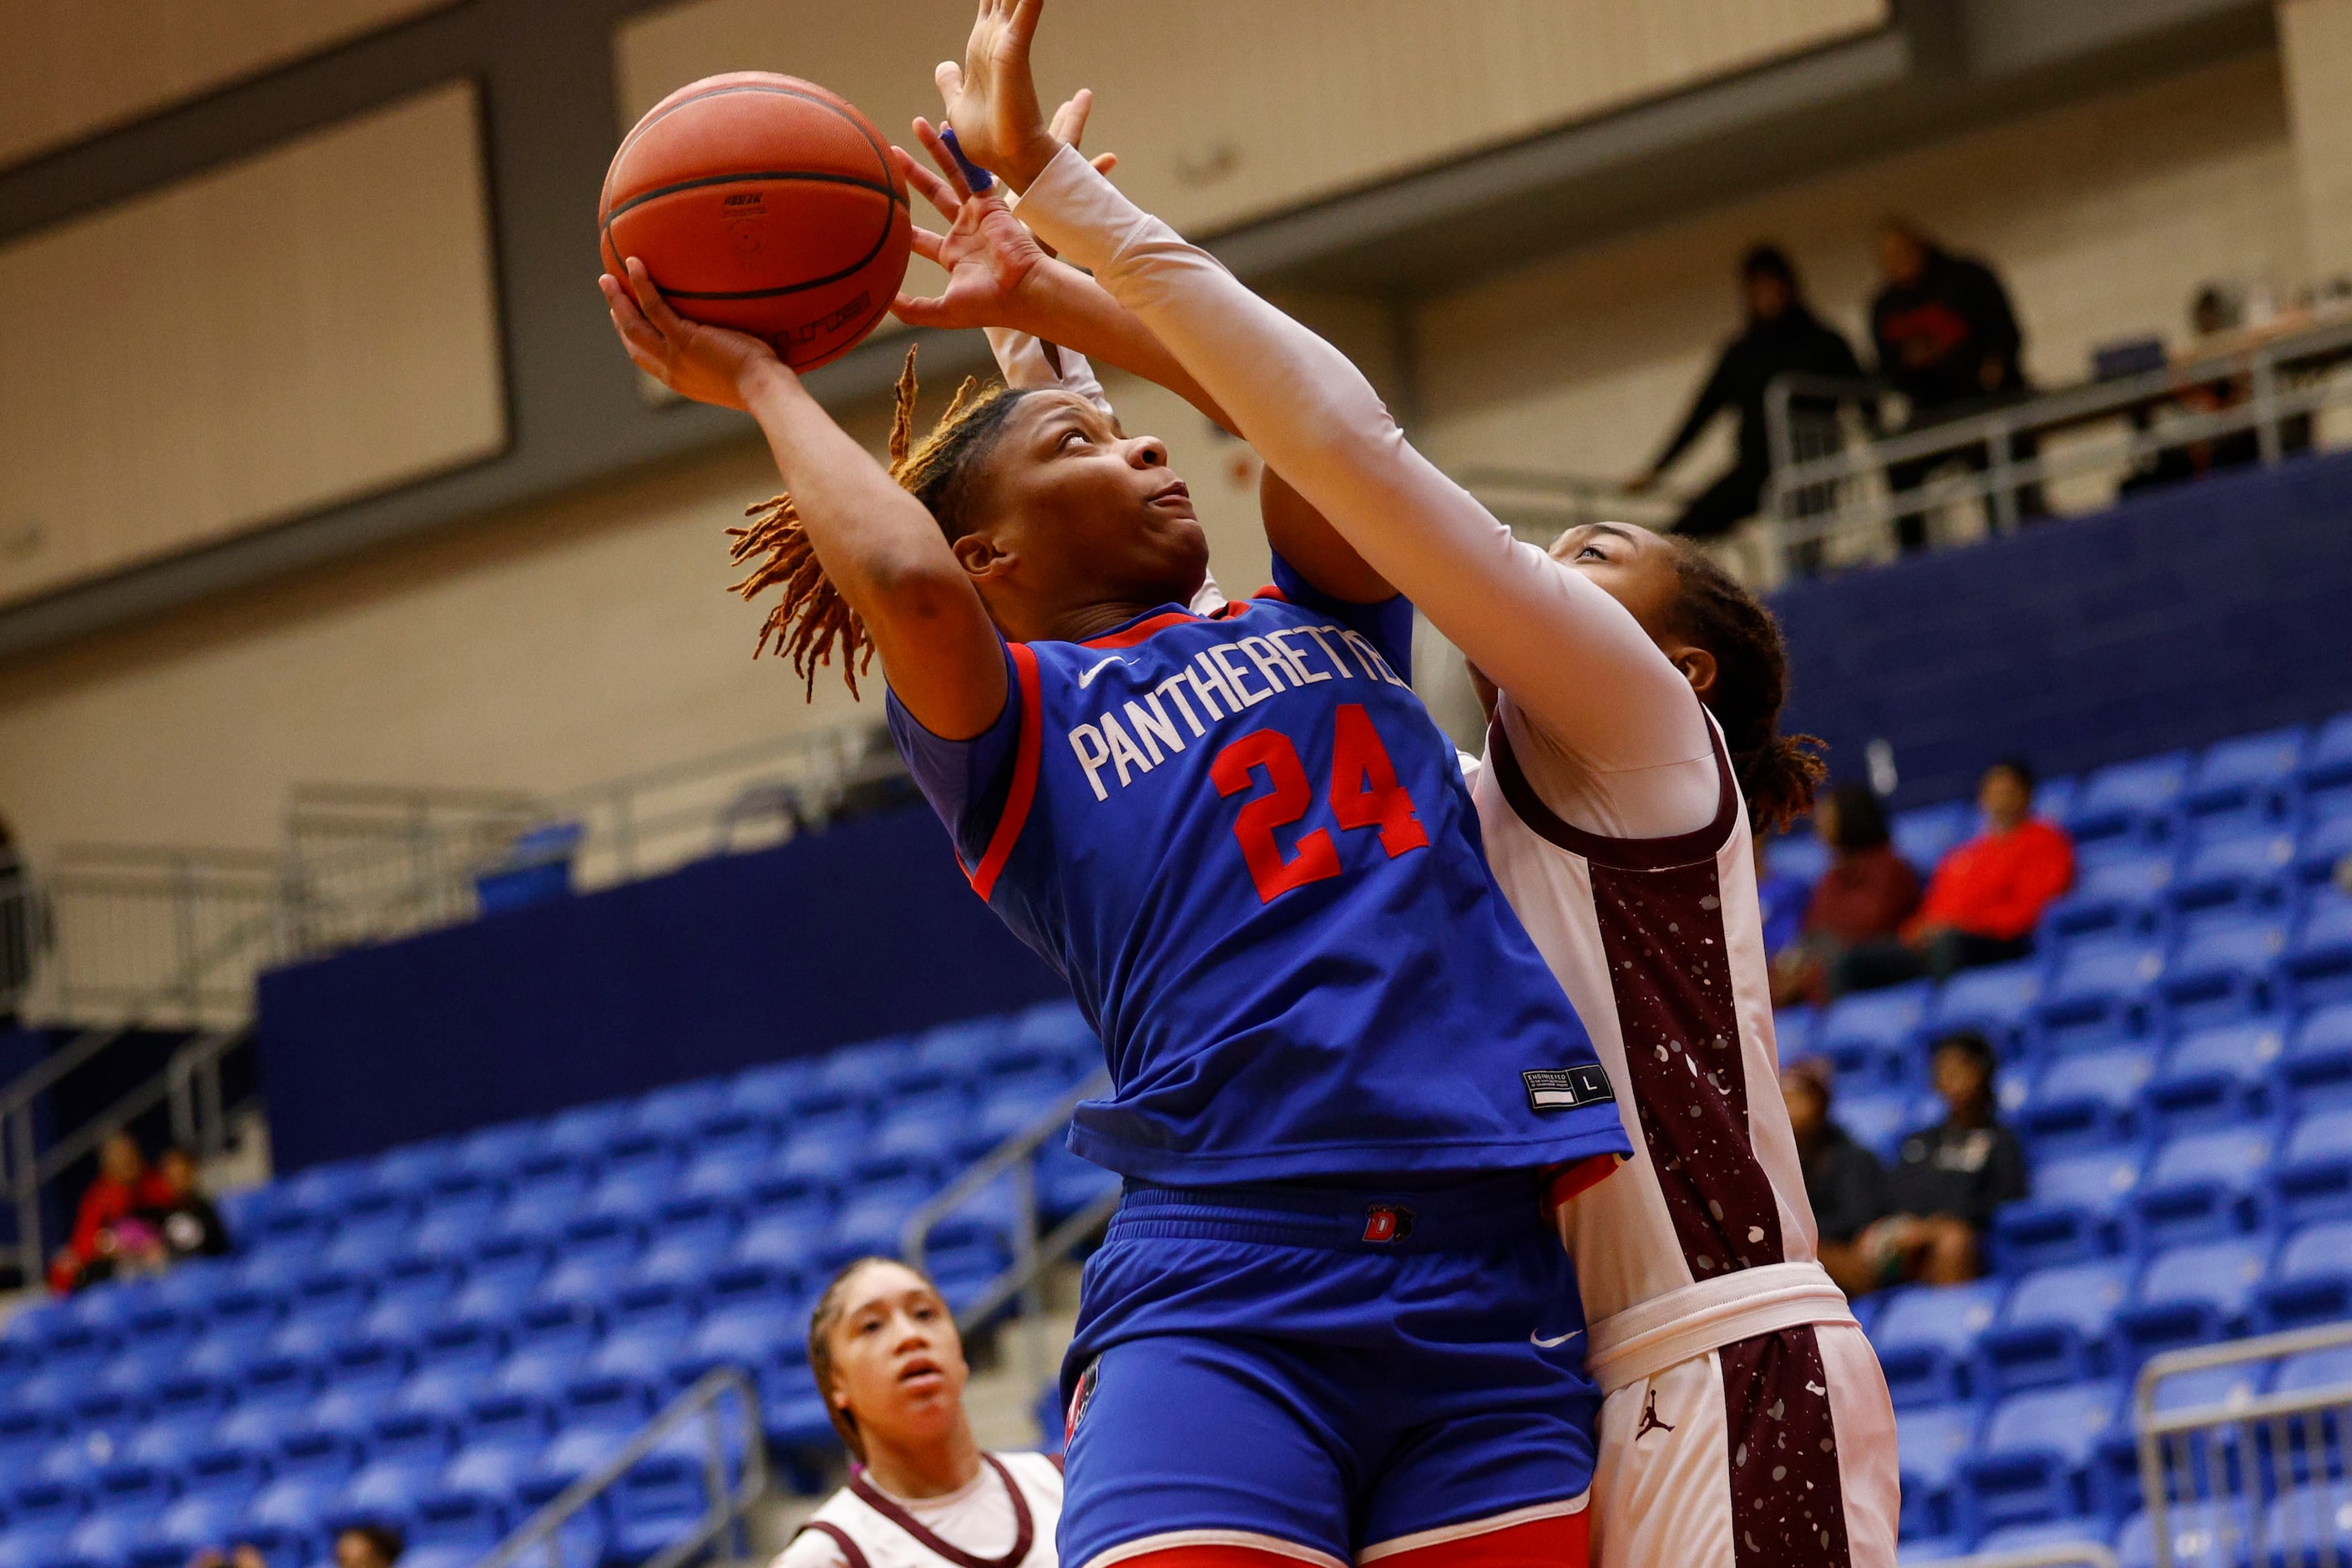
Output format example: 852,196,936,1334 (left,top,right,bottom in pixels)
0,0,2278,664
